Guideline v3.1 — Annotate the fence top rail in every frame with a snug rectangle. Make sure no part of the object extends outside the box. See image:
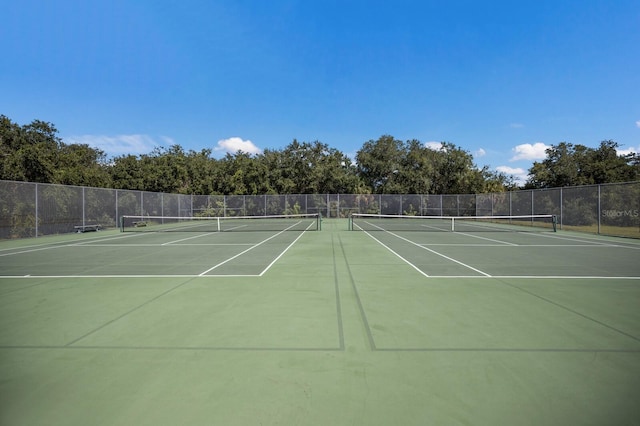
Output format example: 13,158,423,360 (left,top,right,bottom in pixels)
2,178,639,196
